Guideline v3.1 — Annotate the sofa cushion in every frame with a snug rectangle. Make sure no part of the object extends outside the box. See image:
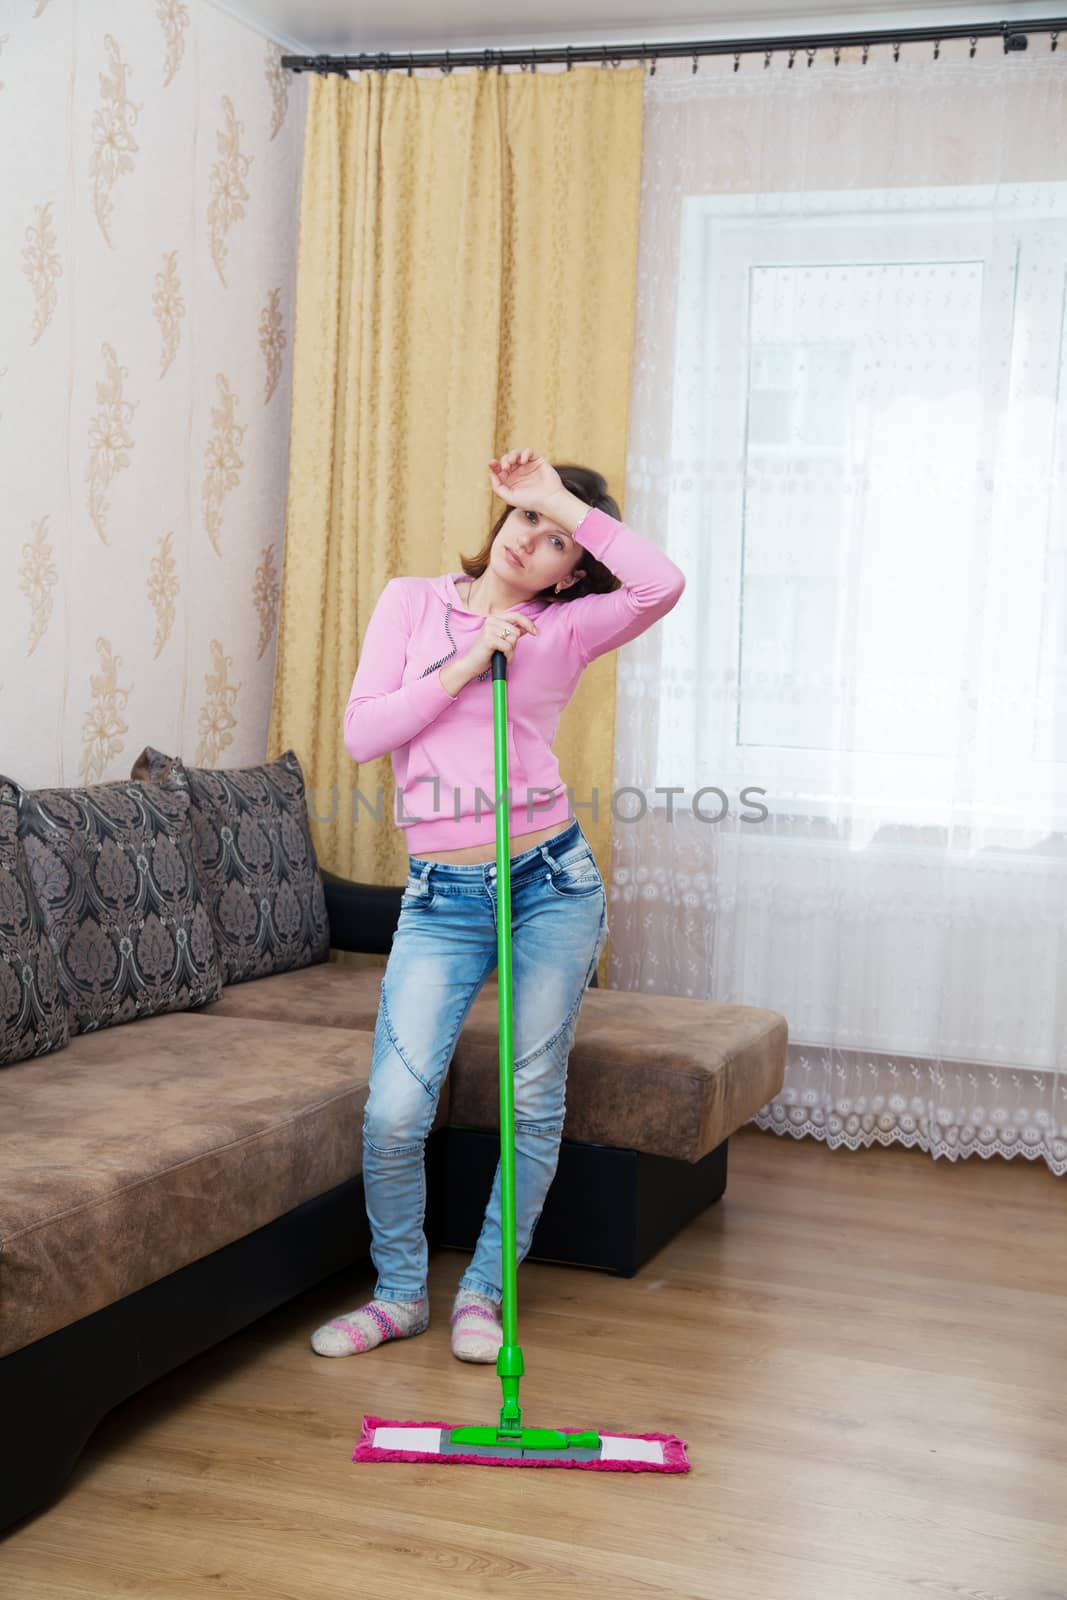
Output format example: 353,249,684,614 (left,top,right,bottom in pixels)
0,780,69,1065
4,773,222,1036
131,747,329,987
202,959,387,1031
200,963,788,1163
454,986,788,1162
0,1011,439,1357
